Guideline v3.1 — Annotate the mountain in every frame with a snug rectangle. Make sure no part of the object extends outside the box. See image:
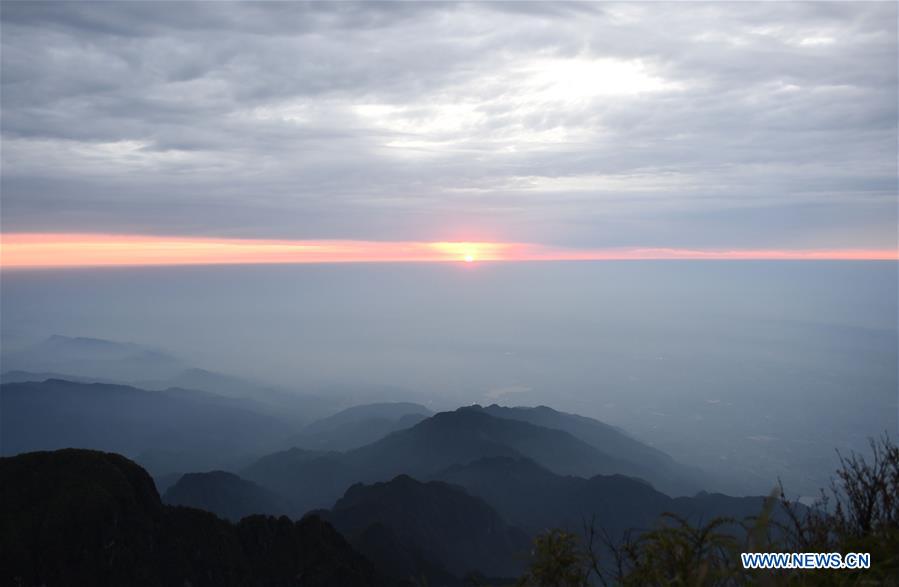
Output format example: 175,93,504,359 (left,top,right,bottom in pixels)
0,449,383,587
0,379,293,476
435,456,773,537
162,471,289,521
1,335,185,381
1,370,117,384
287,402,432,451
323,474,530,583
242,407,657,516
344,407,641,480
470,404,703,495
1,335,338,425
